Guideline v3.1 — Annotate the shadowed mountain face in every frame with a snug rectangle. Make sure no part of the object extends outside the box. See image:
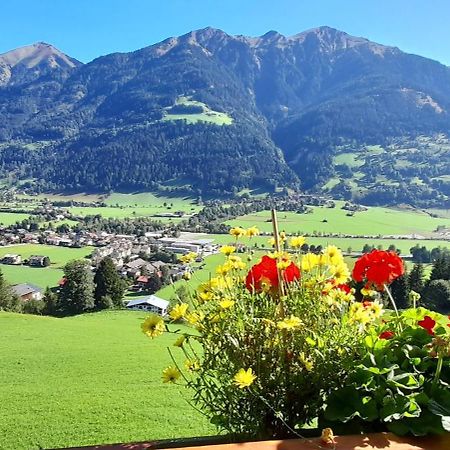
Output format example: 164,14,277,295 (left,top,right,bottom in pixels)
0,27,450,203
